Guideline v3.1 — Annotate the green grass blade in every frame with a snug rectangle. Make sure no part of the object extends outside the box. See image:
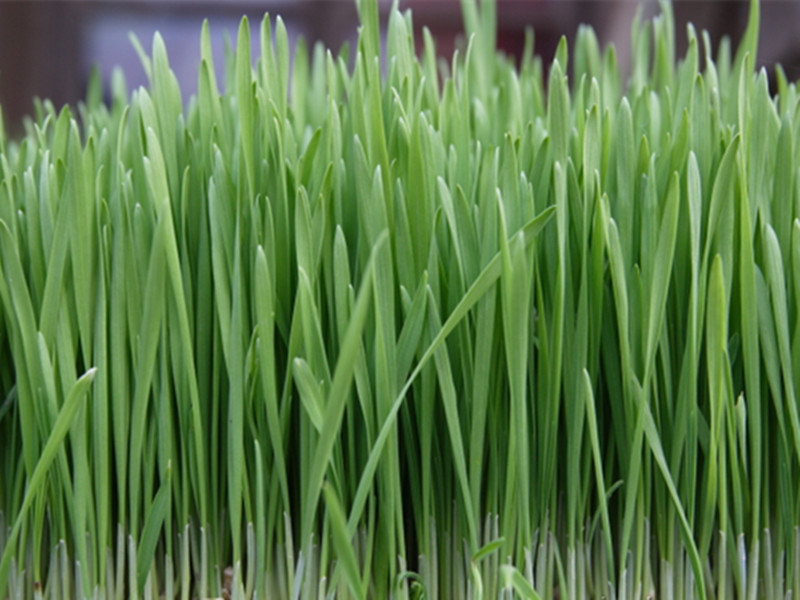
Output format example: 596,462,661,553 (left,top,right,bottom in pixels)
0,368,97,596
301,232,386,545
136,461,172,594
323,483,366,600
